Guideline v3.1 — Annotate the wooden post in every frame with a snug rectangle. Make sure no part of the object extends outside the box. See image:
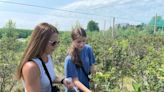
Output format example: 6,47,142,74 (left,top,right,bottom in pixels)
103,19,106,36
154,13,157,33
112,17,115,39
